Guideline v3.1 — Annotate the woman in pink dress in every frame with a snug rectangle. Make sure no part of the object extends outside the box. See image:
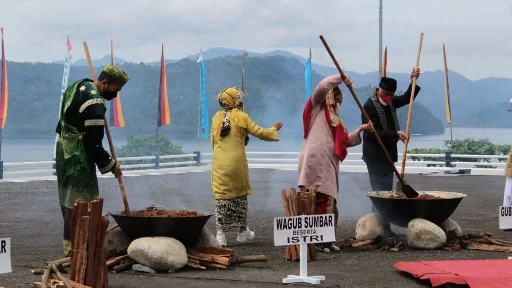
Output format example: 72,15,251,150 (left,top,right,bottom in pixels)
298,74,372,253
